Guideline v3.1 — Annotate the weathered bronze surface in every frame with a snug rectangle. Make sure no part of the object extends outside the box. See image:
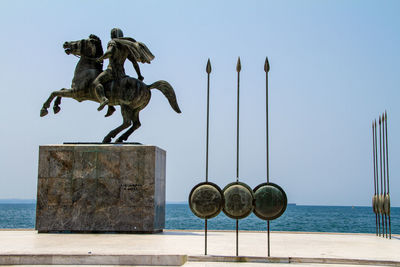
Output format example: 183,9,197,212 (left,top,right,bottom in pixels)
253,182,287,220
93,28,154,113
372,121,378,236
40,32,181,143
222,182,254,219
372,112,392,238
189,182,223,219
384,194,390,215
384,111,391,238
374,119,381,235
